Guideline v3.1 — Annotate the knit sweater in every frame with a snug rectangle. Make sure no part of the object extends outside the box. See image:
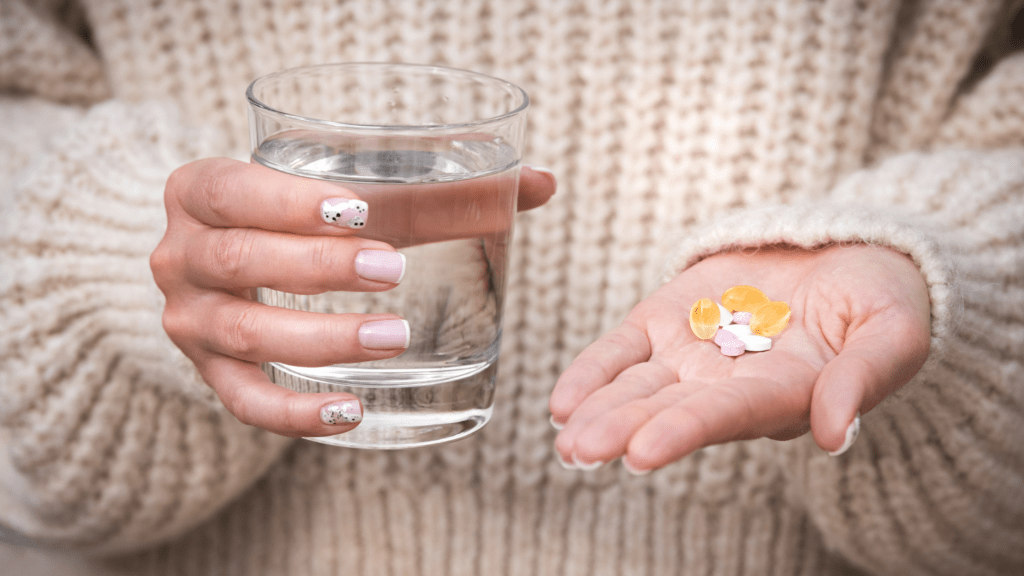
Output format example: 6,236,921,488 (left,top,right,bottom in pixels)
1,1,1023,575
